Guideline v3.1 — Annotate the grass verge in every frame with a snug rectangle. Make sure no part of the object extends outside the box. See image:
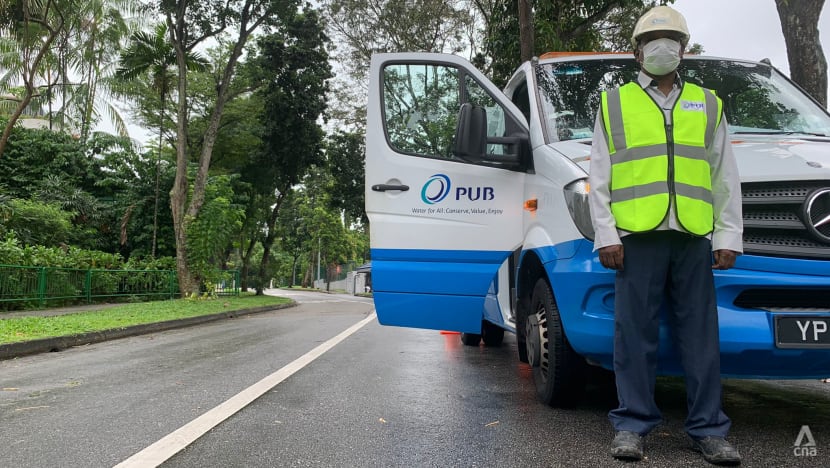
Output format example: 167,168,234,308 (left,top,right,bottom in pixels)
0,295,292,345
